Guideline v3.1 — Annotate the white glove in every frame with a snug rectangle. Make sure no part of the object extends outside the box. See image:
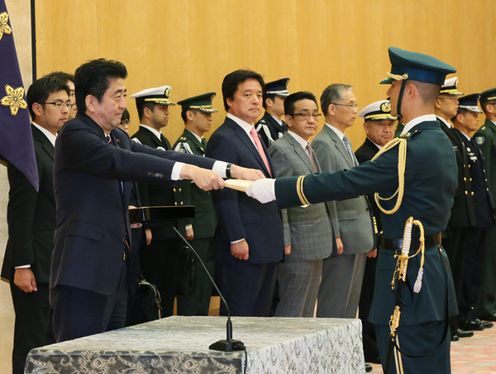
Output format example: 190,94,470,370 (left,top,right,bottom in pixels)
246,178,276,203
